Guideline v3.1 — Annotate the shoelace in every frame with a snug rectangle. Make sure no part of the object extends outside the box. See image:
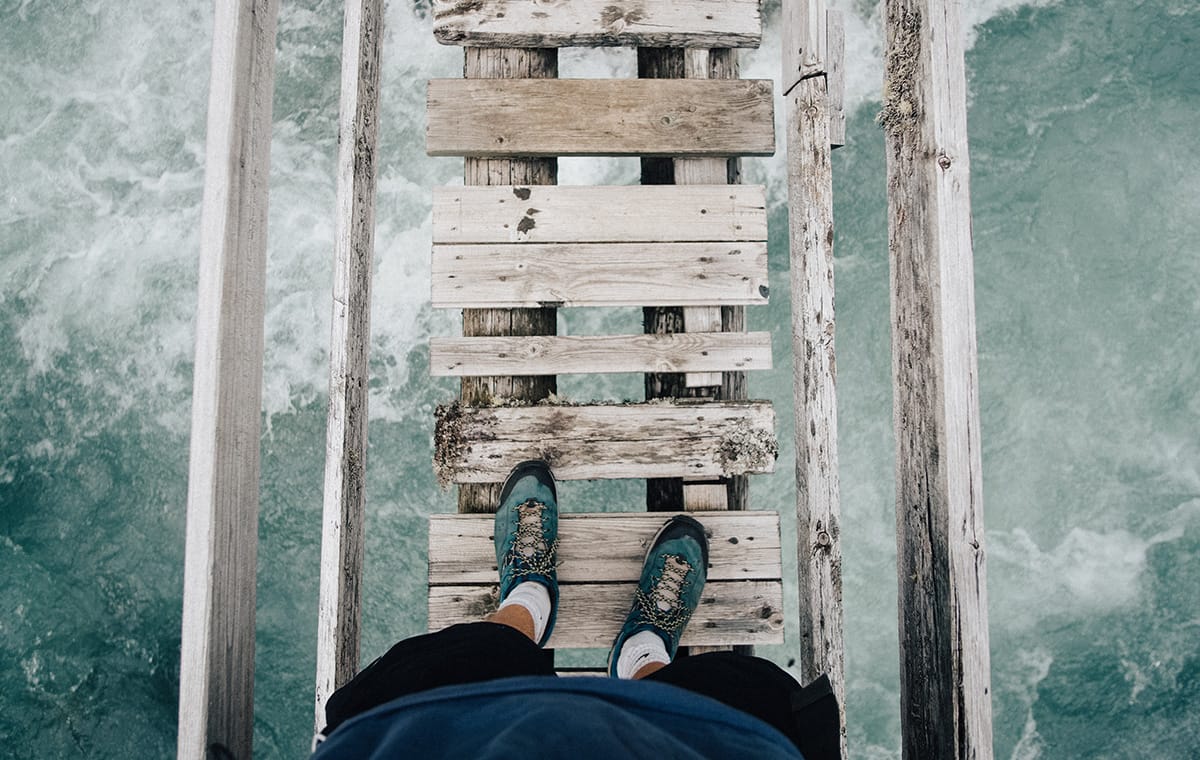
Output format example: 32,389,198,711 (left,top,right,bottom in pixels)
507,499,558,577
634,554,695,633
